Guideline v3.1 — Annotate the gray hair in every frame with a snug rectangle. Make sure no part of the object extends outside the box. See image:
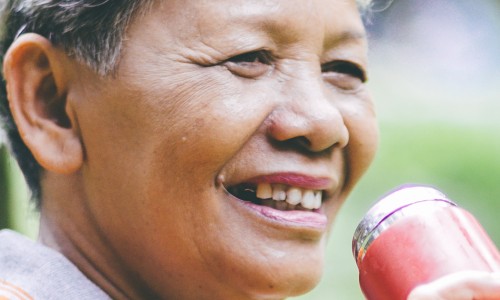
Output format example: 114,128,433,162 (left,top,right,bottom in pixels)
357,0,372,10
0,0,153,204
